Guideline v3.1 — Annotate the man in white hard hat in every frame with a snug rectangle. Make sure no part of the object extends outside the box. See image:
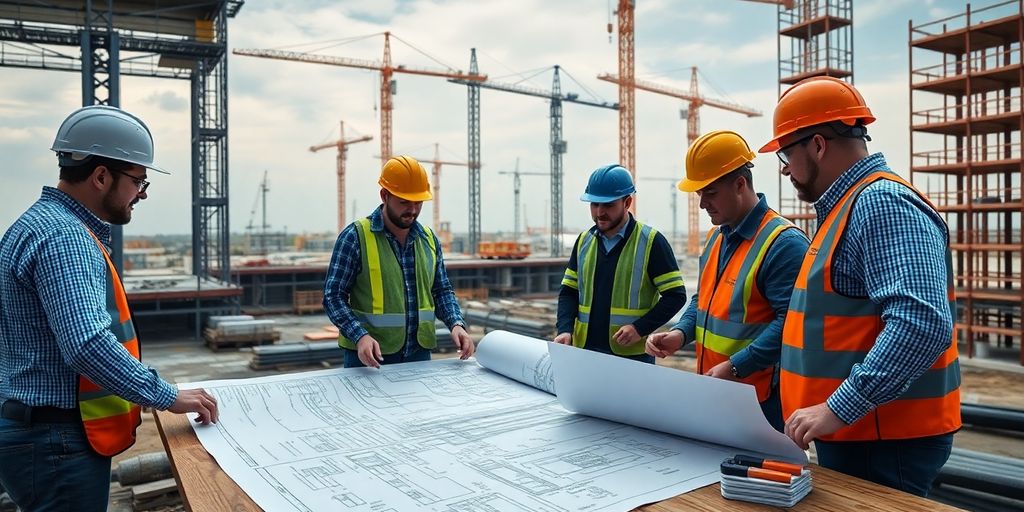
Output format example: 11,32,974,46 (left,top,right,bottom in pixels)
0,106,219,511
